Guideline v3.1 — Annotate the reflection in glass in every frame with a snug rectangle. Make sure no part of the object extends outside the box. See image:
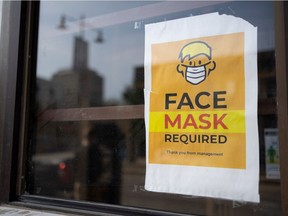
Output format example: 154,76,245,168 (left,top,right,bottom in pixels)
29,1,281,215
0,1,2,32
